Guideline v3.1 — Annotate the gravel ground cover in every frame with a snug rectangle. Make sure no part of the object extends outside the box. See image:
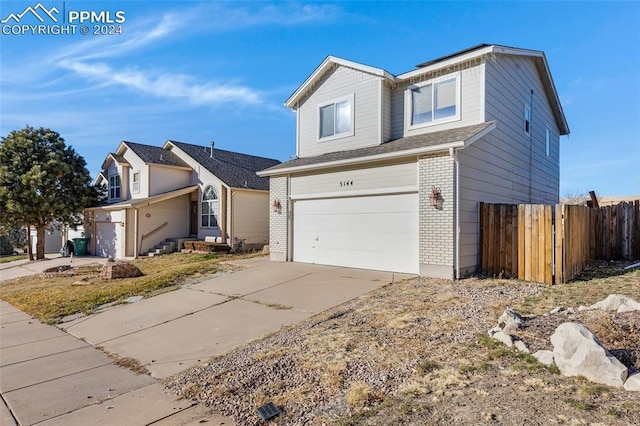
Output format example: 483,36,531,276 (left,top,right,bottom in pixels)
167,263,640,425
